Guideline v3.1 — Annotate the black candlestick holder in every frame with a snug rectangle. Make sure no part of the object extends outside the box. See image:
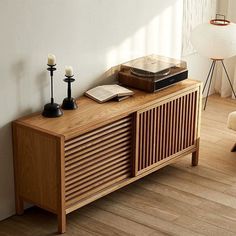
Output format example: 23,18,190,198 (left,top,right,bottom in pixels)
42,64,63,118
61,74,78,110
